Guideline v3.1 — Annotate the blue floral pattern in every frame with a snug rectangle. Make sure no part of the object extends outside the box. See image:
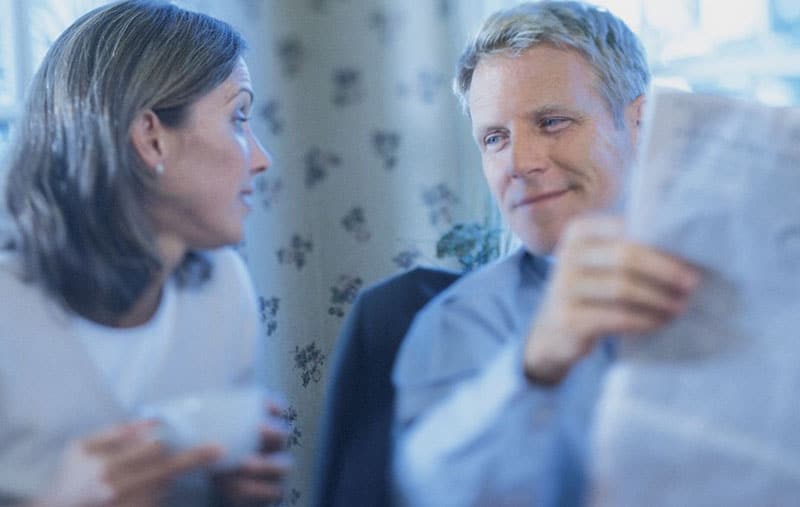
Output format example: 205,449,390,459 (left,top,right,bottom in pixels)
194,0,495,500
340,206,371,242
392,247,422,269
328,274,363,317
368,7,404,45
408,69,447,104
304,147,341,189
293,342,326,388
423,182,459,226
258,99,285,135
258,296,280,337
282,405,303,449
331,68,365,107
372,129,401,170
276,35,305,78
276,235,313,270
257,175,284,210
